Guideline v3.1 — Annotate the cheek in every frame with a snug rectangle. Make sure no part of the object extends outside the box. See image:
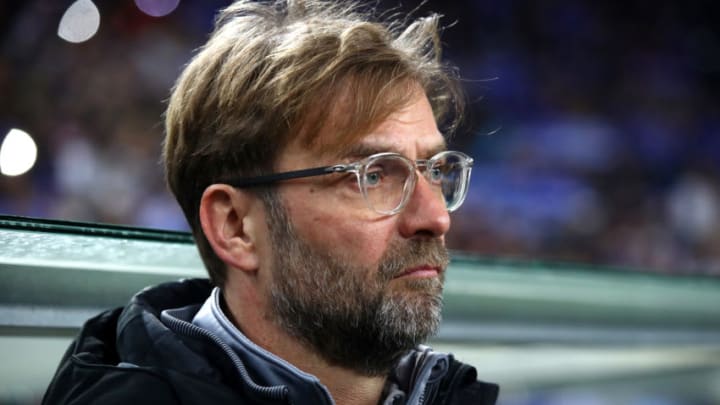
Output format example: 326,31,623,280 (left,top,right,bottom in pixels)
294,208,394,265
283,186,396,264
